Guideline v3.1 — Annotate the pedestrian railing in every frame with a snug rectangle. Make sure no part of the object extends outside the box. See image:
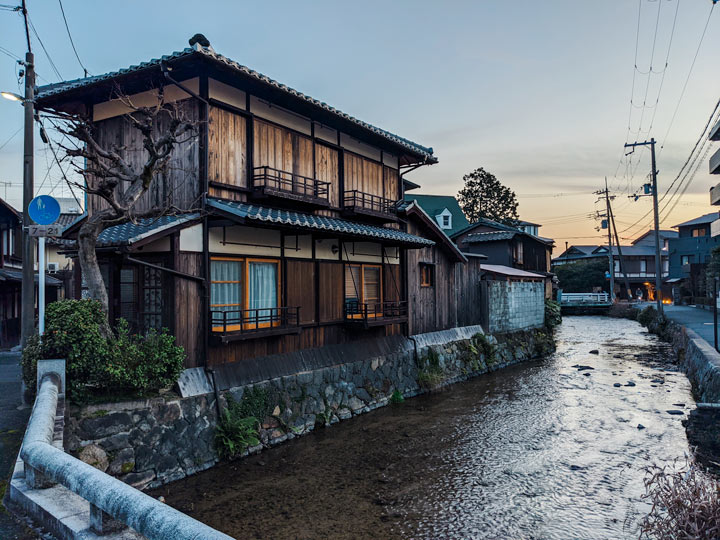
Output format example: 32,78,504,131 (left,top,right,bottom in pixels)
18,361,234,540
559,292,610,305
